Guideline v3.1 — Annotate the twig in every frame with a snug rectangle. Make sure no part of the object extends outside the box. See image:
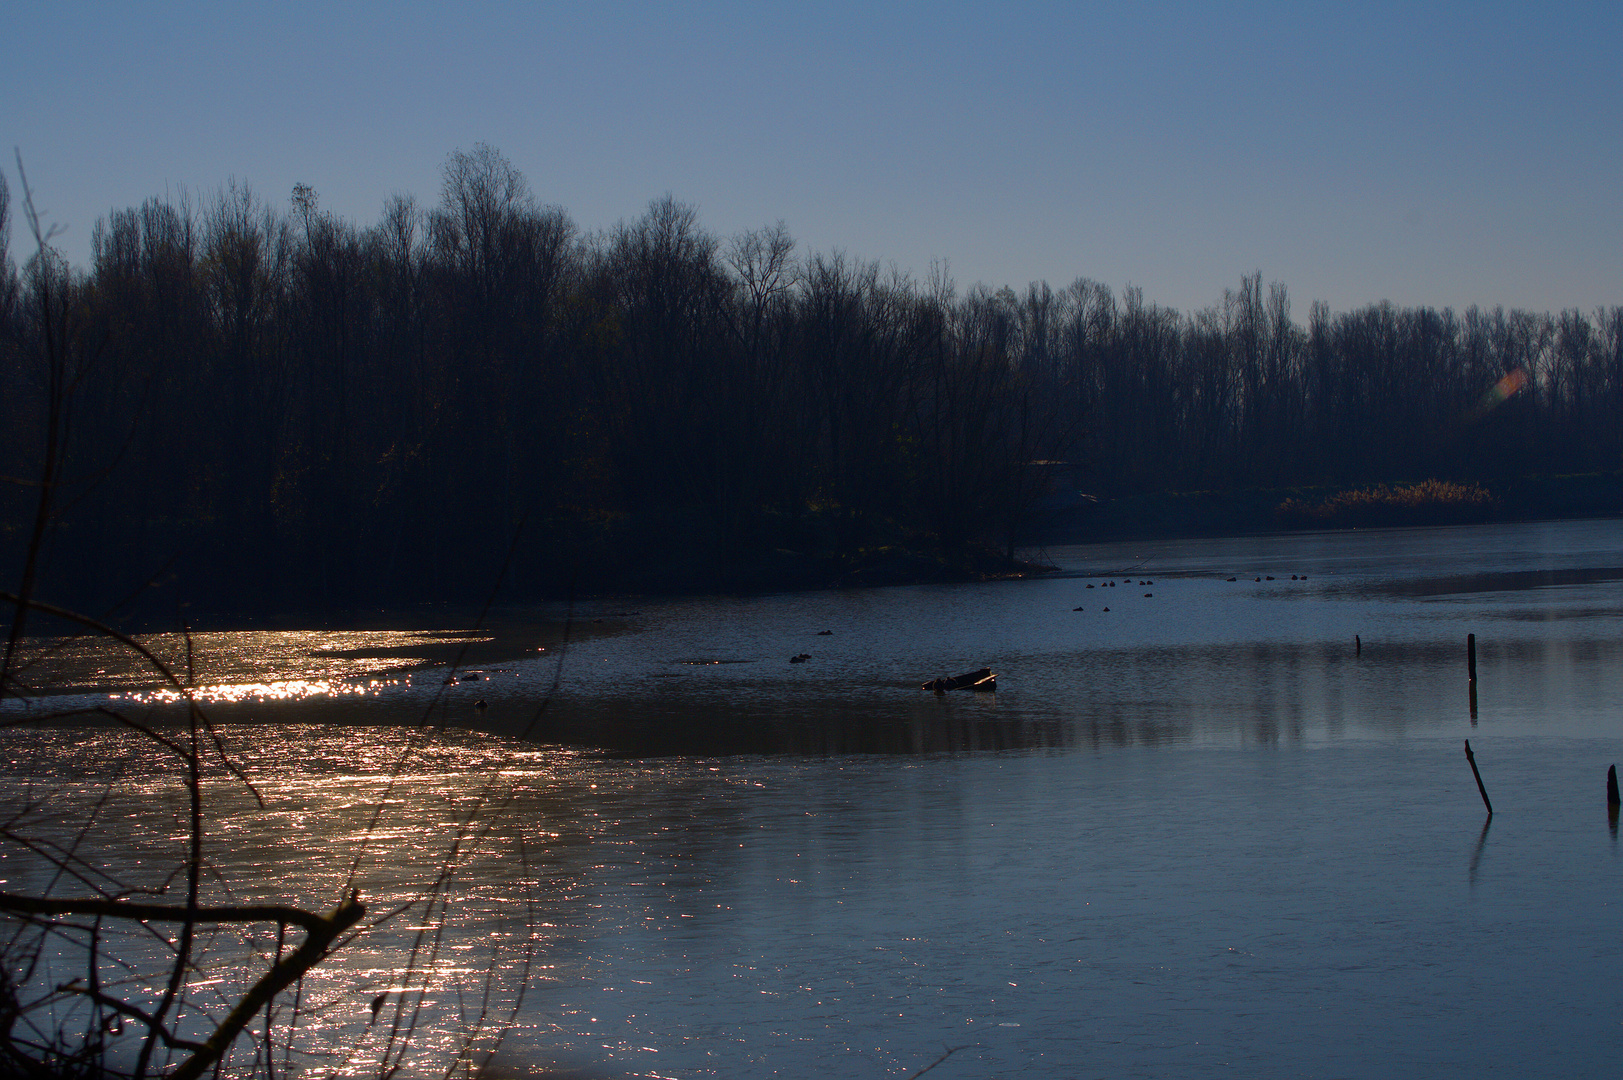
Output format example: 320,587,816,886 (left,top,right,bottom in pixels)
908,1044,974,1079
167,893,365,1080
0,894,351,937
60,983,209,1053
